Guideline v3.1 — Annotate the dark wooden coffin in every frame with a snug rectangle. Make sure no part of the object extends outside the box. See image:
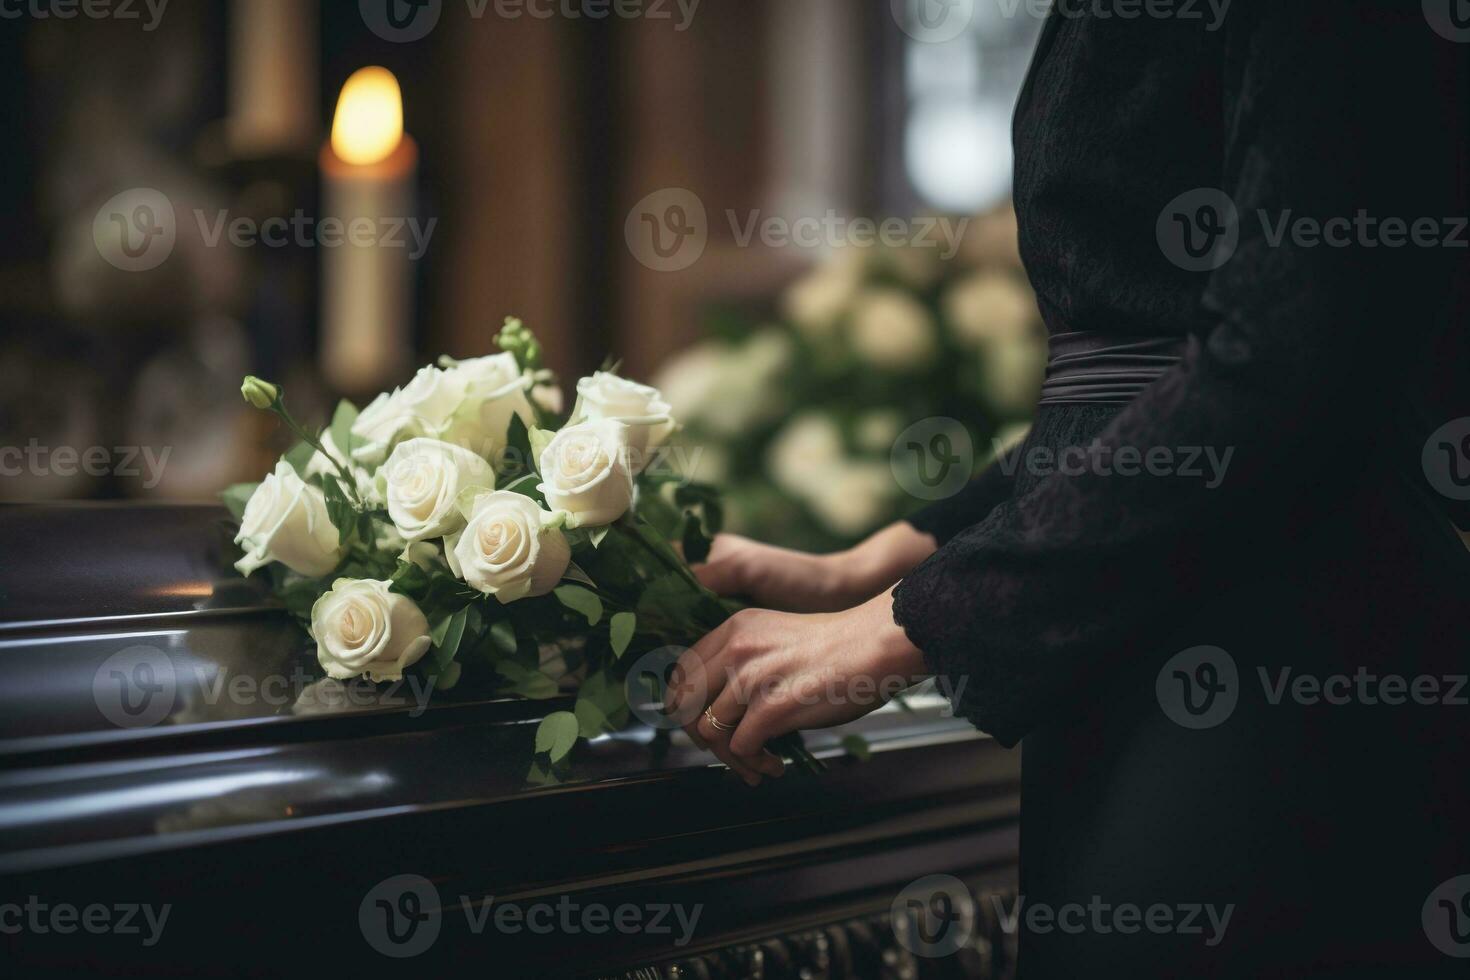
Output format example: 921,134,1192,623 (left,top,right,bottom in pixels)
0,505,1019,978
